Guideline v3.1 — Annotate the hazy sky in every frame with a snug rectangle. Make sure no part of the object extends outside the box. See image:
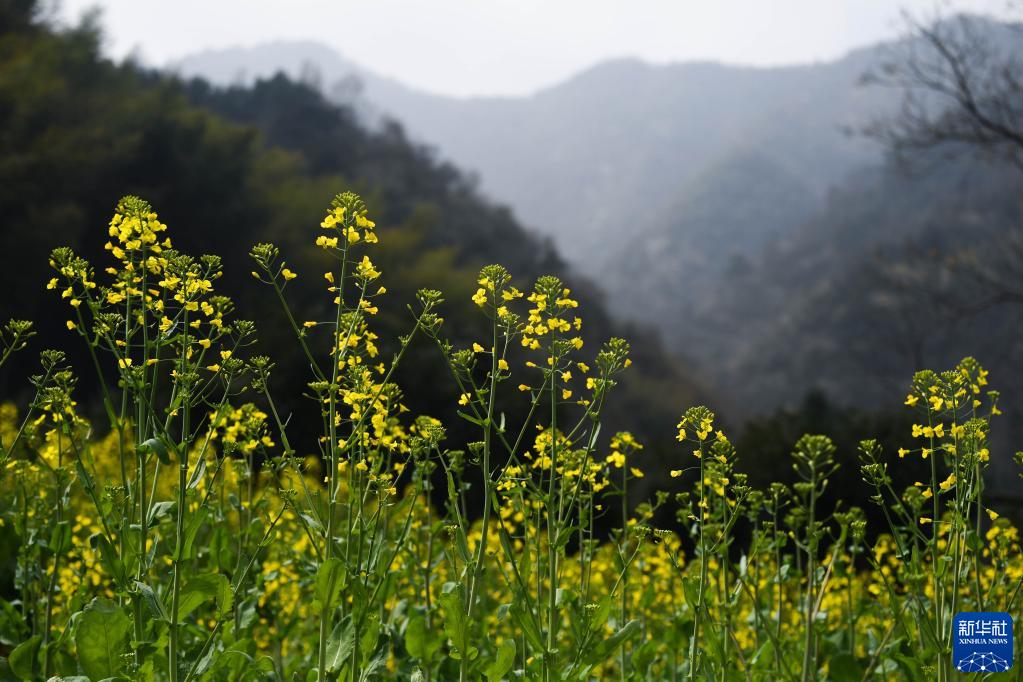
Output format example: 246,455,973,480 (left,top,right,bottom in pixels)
53,0,1011,97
